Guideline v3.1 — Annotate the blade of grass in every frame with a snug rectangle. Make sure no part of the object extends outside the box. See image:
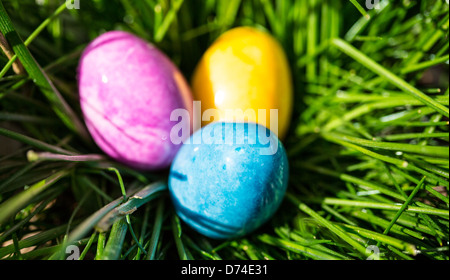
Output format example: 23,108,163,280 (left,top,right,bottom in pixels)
0,191,60,244
286,193,373,259
64,196,123,248
403,154,449,179
0,30,24,74
322,204,358,226
95,181,167,231
381,161,407,198
349,0,370,19
217,0,241,33
306,0,318,81
95,232,106,260
276,227,352,259
316,139,449,190
183,234,221,260
381,176,426,239
398,121,449,127
26,151,106,163
379,133,449,142
0,127,76,155
388,245,415,260
99,218,128,260
172,214,189,260
17,239,88,260
382,211,448,238
323,132,449,159
0,112,57,124
338,223,417,256
0,169,70,225
0,1,67,77
323,198,449,217
331,38,449,118
78,231,97,260
0,161,40,193
260,0,279,36
154,0,184,42
0,223,69,259
401,54,449,74
321,135,449,187
146,198,165,260
107,167,127,202
298,162,406,201
350,210,425,240
0,0,91,142
78,176,114,203
389,166,449,204
322,101,438,132
417,212,445,246
258,234,345,260
64,179,164,251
